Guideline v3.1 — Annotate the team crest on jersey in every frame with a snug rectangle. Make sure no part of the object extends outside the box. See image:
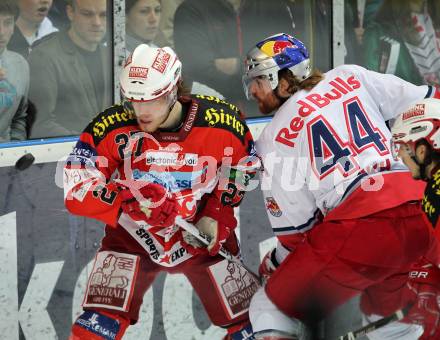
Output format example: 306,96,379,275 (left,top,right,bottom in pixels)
208,260,260,319
265,197,282,217
83,251,139,312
